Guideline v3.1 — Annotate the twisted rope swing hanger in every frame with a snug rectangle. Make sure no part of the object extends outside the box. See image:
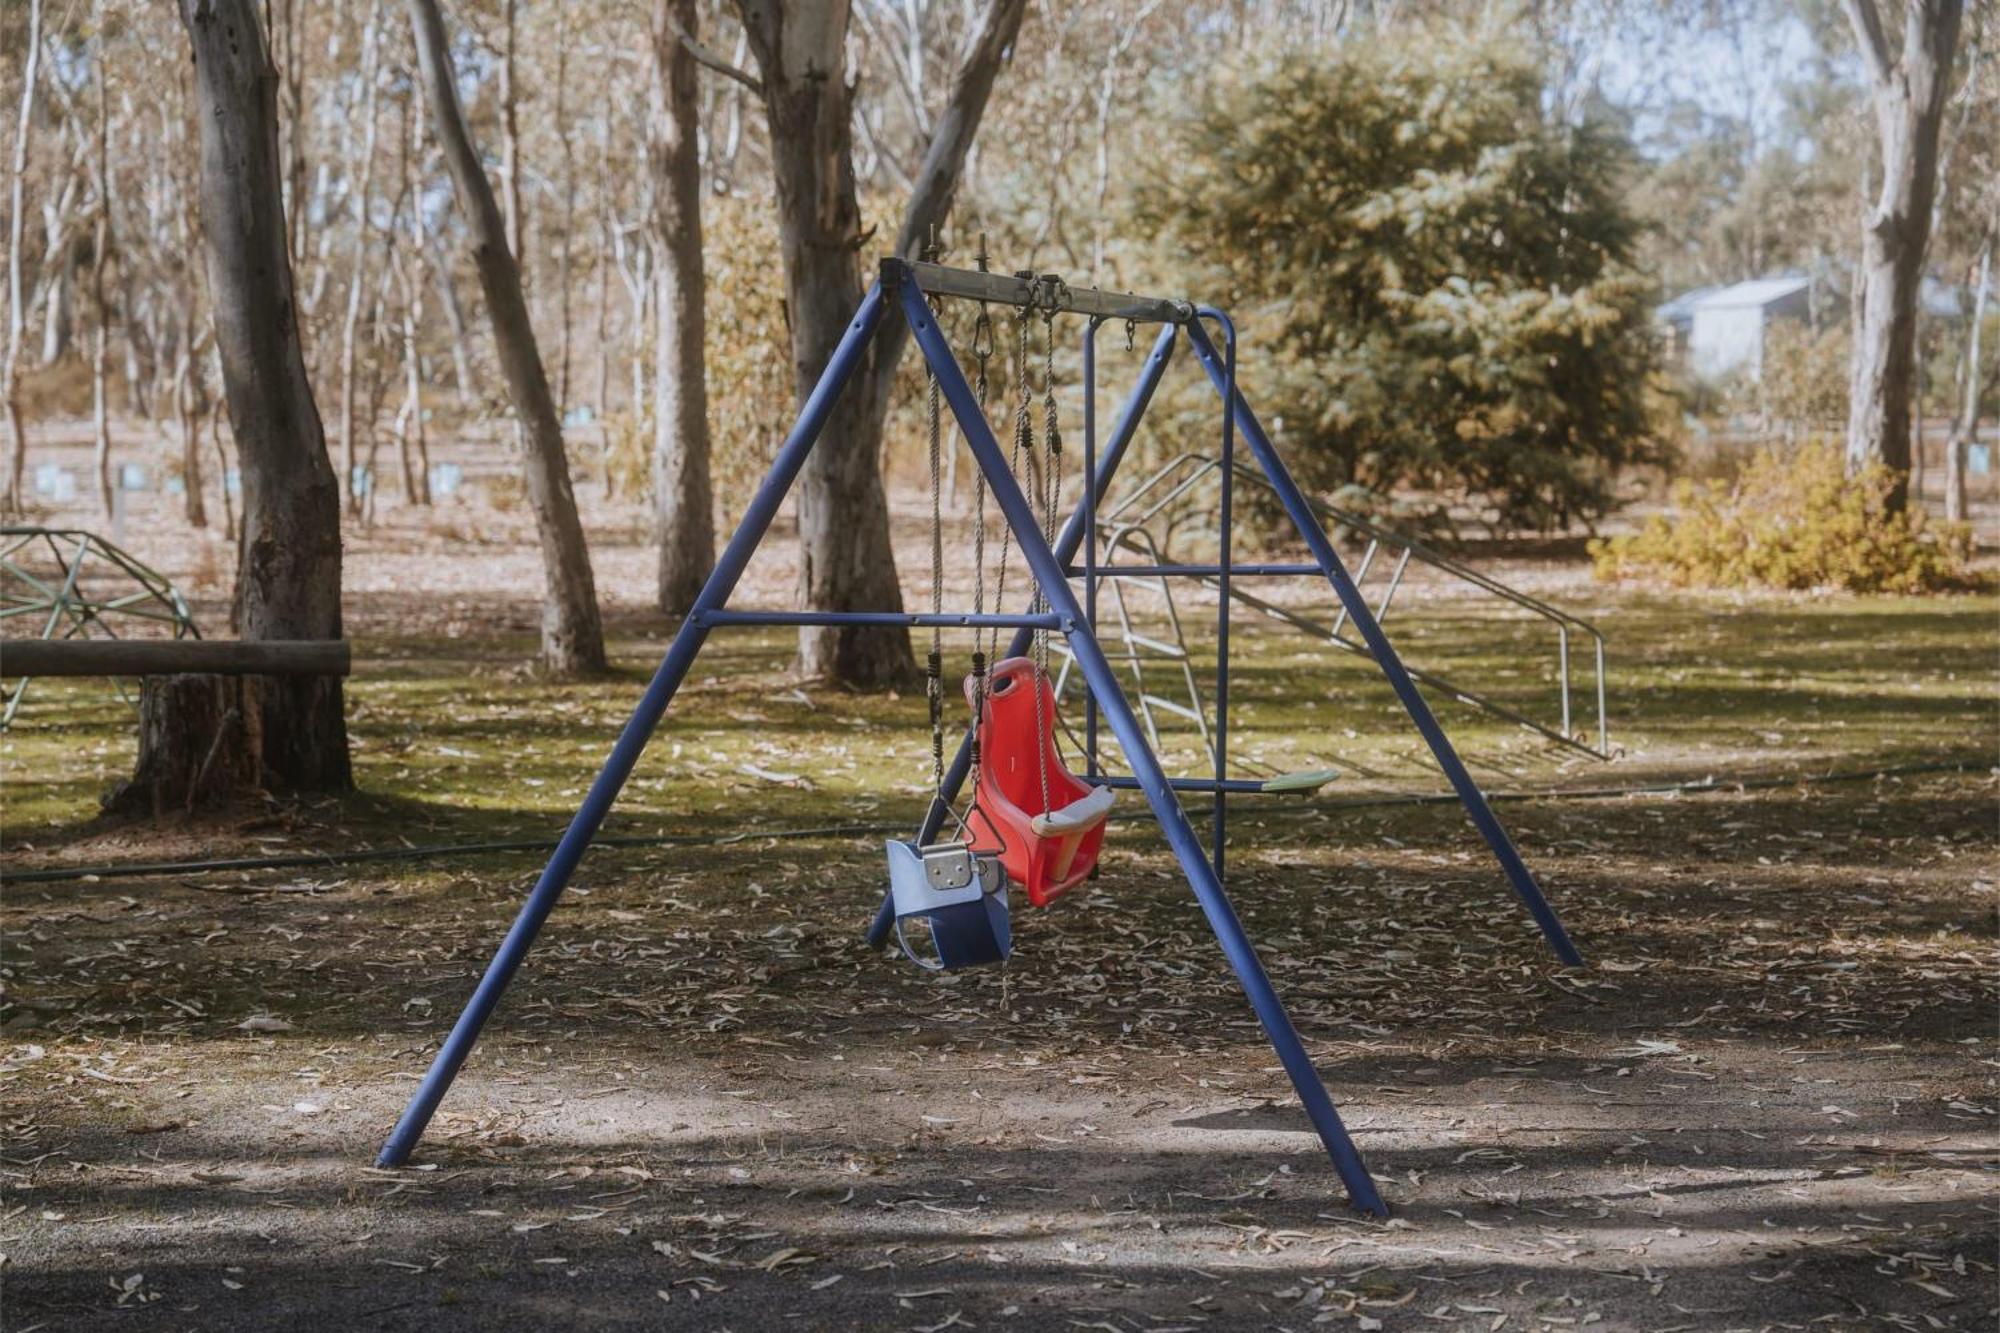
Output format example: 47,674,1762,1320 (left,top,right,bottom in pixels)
374,254,1584,1220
